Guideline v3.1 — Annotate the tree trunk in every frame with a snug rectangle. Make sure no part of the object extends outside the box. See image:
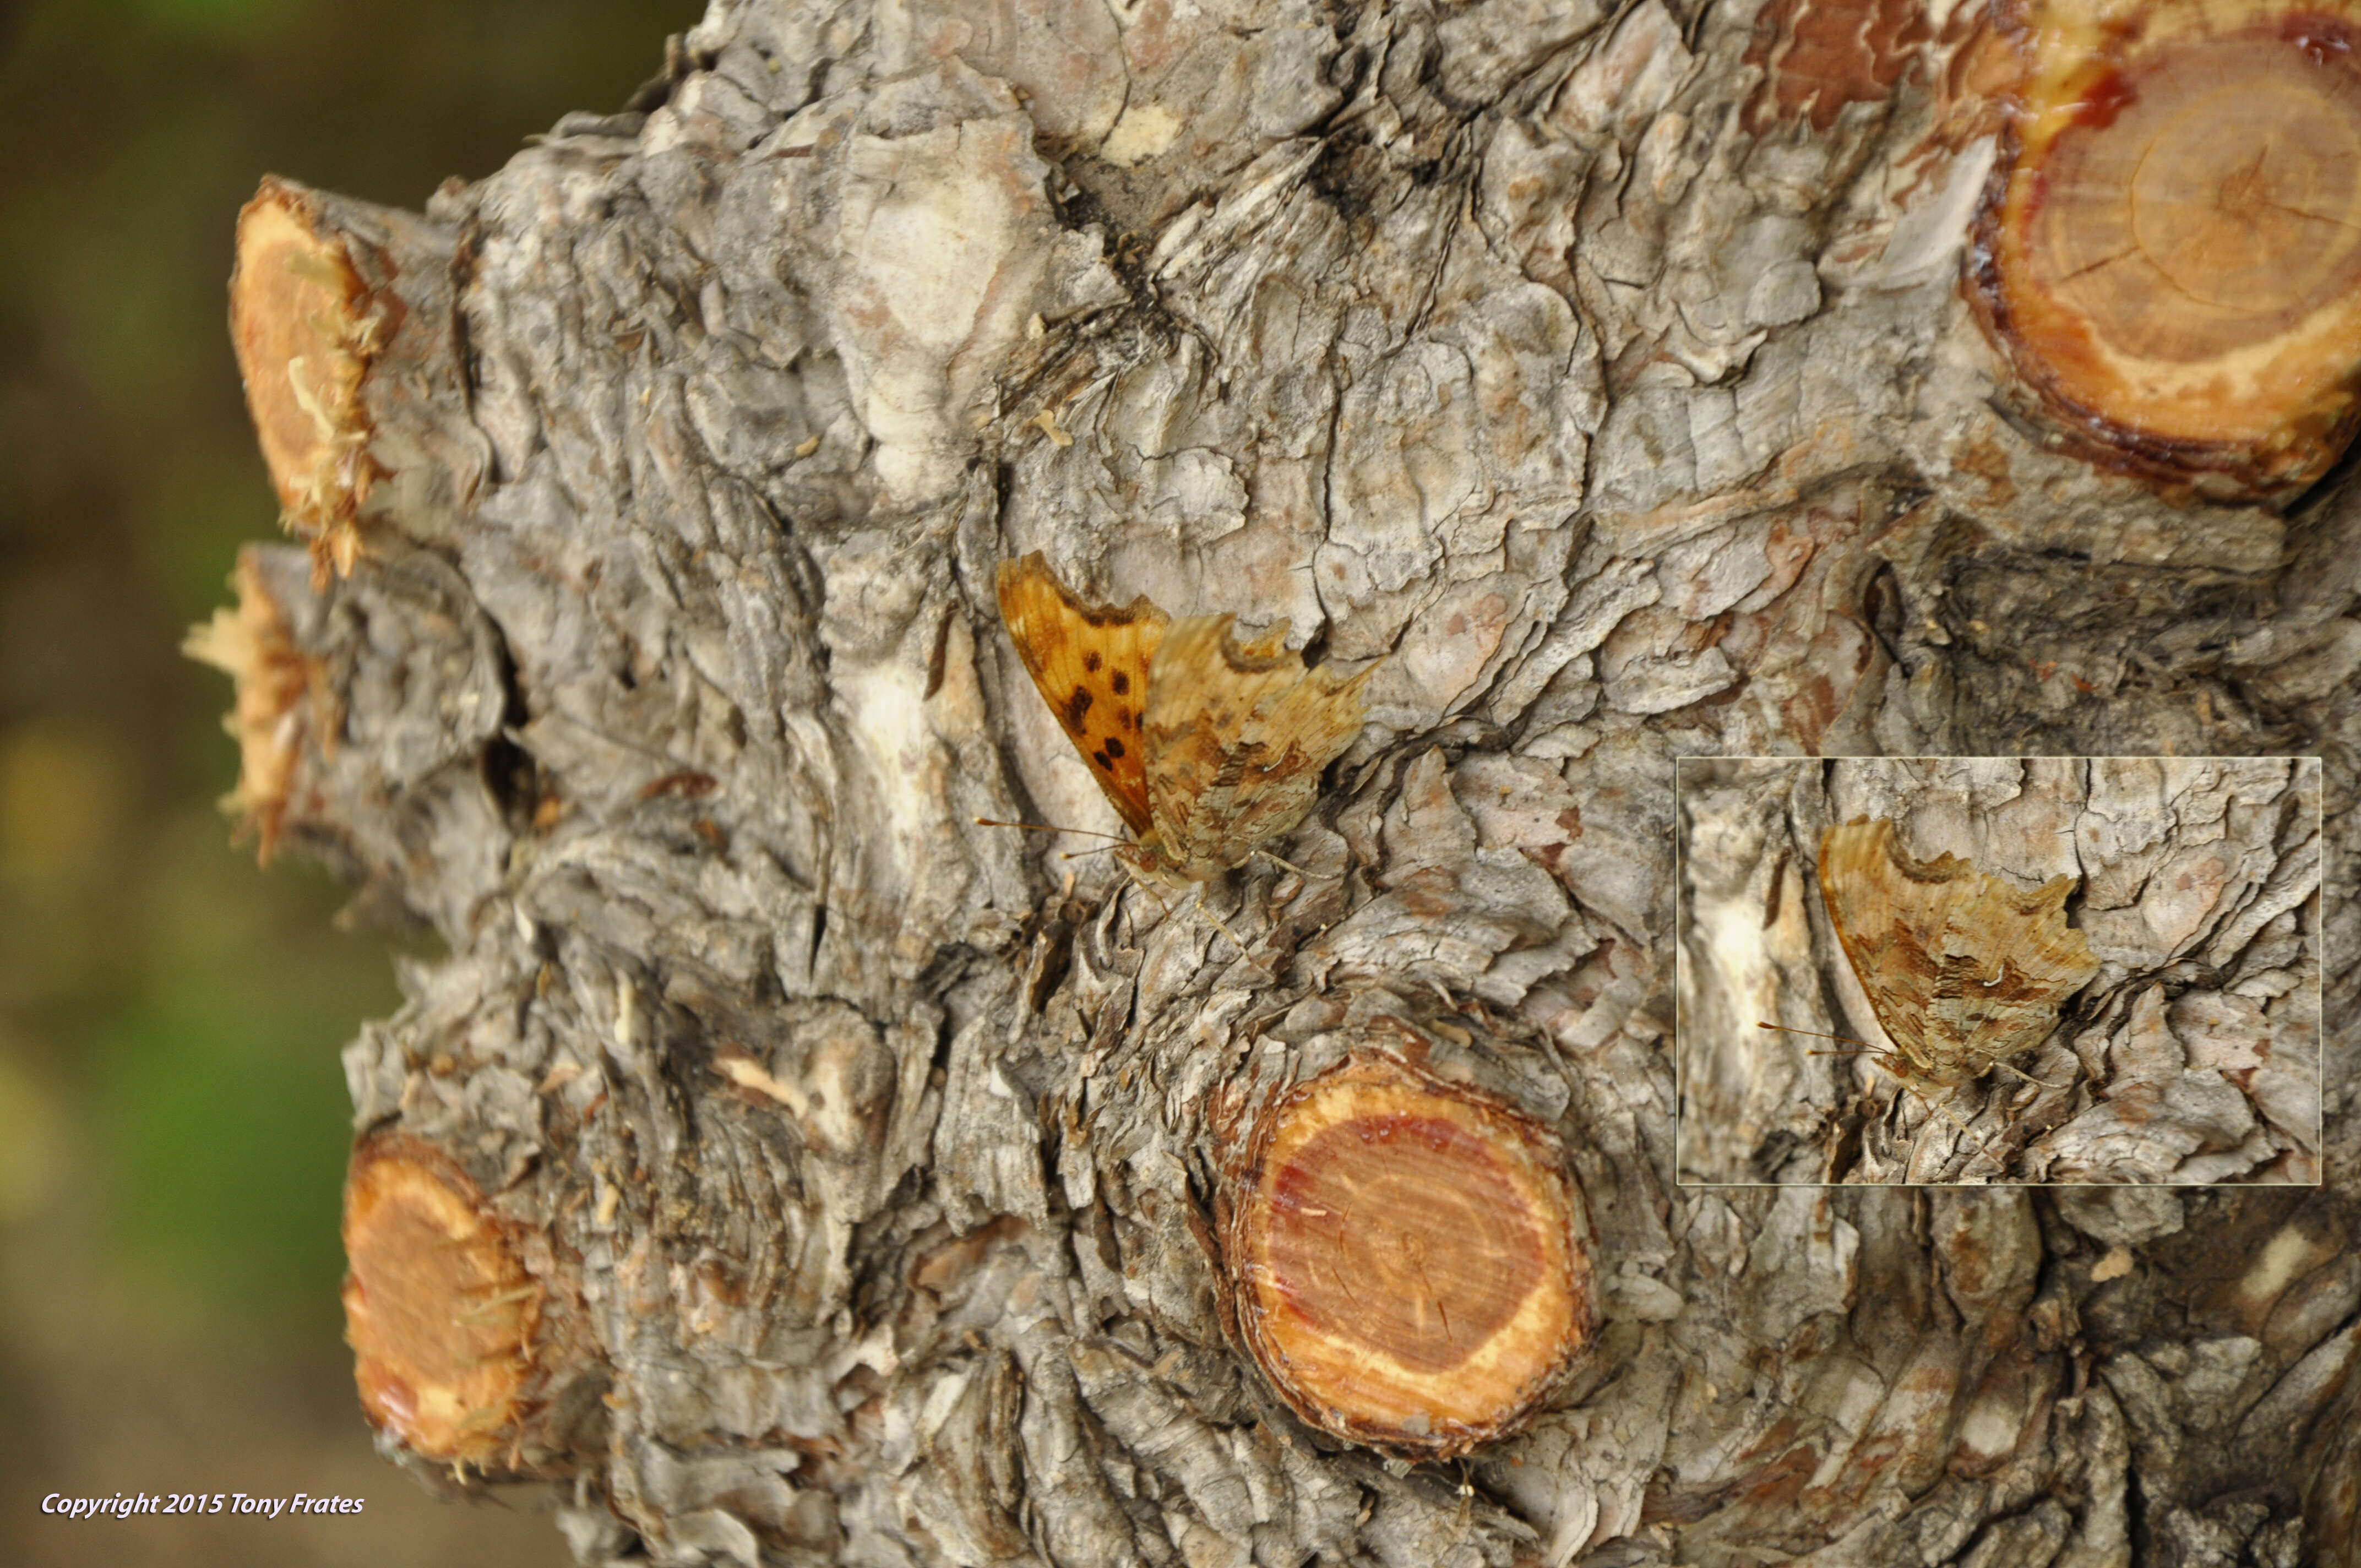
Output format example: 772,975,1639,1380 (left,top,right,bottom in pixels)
194,0,2361,1564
